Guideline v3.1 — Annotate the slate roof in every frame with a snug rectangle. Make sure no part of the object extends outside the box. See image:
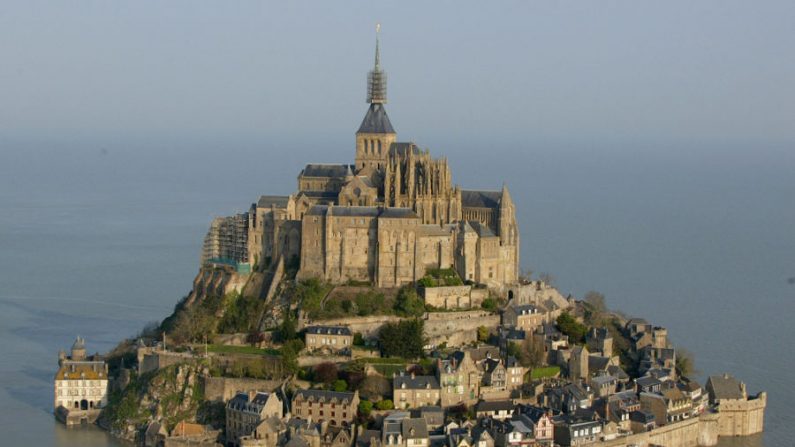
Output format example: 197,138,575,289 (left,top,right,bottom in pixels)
301,164,355,178
394,375,440,390
305,205,417,219
297,191,339,202
607,365,630,381
461,190,502,209
380,208,419,219
468,221,496,238
293,389,356,403
306,325,352,336
389,142,422,156
358,103,395,134
707,374,745,400
636,376,662,389
588,355,611,372
476,400,515,412
258,195,290,208
402,418,429,439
